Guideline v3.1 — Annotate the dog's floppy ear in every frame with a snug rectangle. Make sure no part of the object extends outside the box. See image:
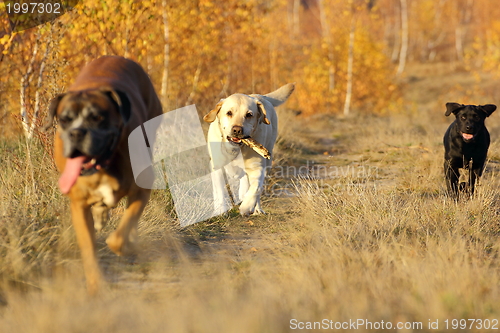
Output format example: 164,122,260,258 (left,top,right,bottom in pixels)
480,104,497,117
43,93,66,131
256,100,271,125
101,88,132,124
204,100,224,123
445,102,464,116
